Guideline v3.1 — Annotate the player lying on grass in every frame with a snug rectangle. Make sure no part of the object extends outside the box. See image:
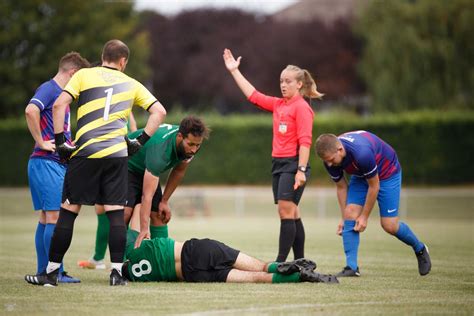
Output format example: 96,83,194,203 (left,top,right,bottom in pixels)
122,208,339,284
